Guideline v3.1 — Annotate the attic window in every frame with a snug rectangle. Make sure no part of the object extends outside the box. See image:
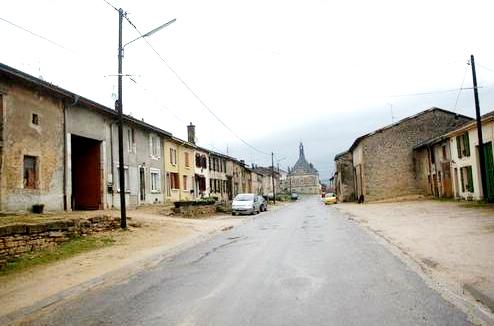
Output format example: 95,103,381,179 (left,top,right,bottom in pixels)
32,113,39,125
